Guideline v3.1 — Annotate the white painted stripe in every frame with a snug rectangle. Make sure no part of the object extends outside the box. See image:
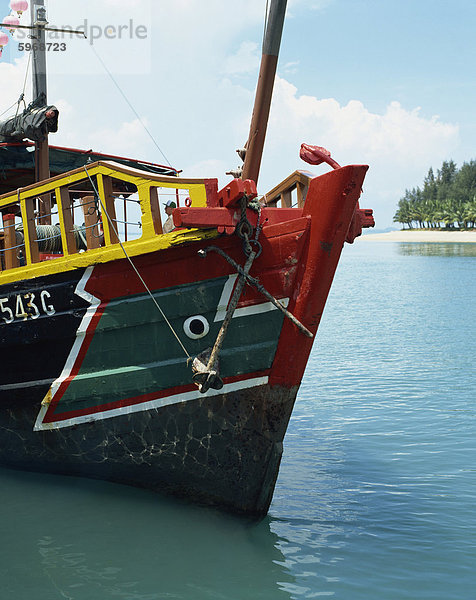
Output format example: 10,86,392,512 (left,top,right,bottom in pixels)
47,266,101,400
233,297,289,319
34,376,269,431
0,378,54,391
34,267,100,430
214,274,238,322
214,273,289,321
